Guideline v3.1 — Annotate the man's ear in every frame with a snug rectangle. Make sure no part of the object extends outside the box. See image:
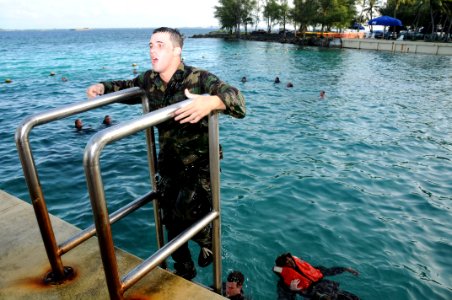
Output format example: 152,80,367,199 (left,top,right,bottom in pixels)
174,47,182,56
